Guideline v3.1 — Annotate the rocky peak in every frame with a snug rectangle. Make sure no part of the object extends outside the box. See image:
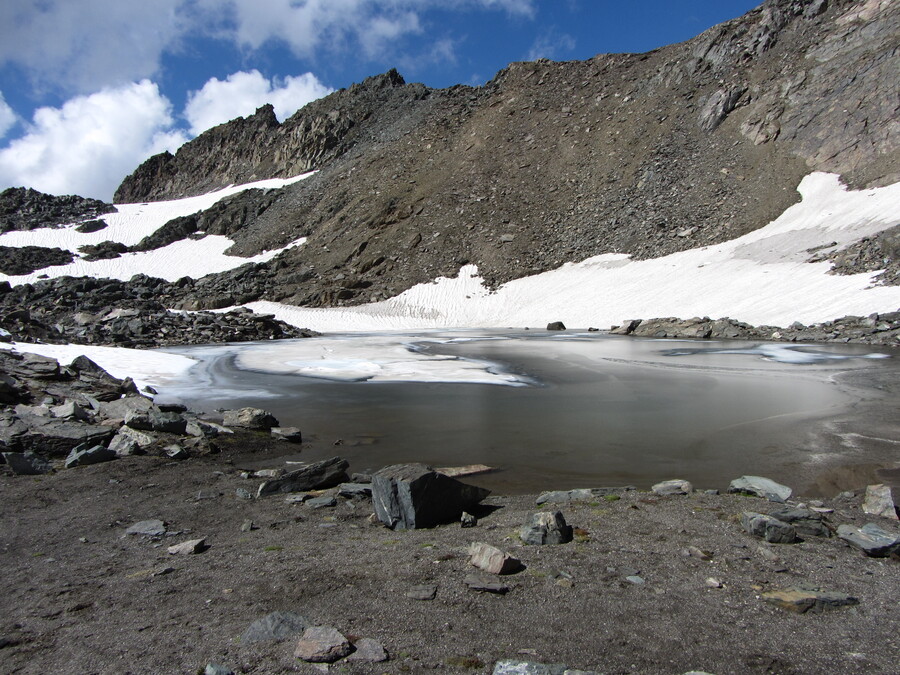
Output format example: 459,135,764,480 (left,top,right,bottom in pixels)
114,67,422,204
